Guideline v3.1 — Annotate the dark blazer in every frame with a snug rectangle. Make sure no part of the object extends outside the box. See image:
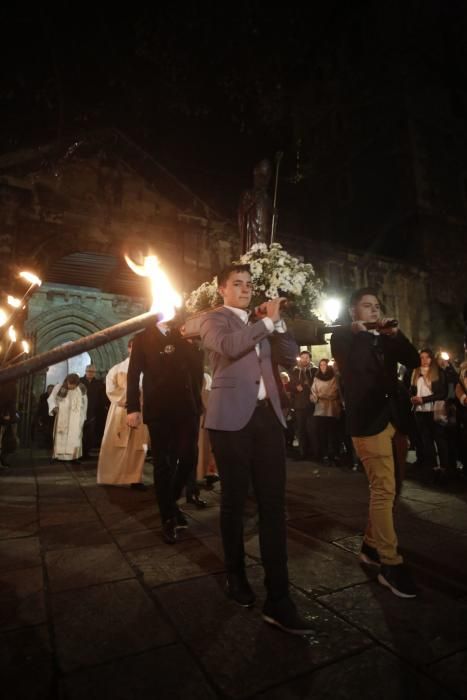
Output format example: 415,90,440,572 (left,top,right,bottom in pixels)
200,307,298,431
127,325,203,424
331,327,420,437
289,366,317,410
